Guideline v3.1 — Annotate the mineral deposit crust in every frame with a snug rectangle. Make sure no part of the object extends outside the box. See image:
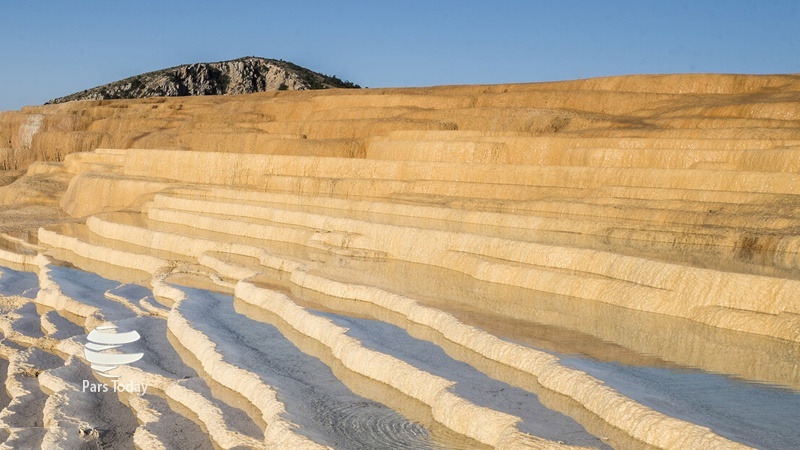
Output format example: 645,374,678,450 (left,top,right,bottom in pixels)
1,73,799,449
